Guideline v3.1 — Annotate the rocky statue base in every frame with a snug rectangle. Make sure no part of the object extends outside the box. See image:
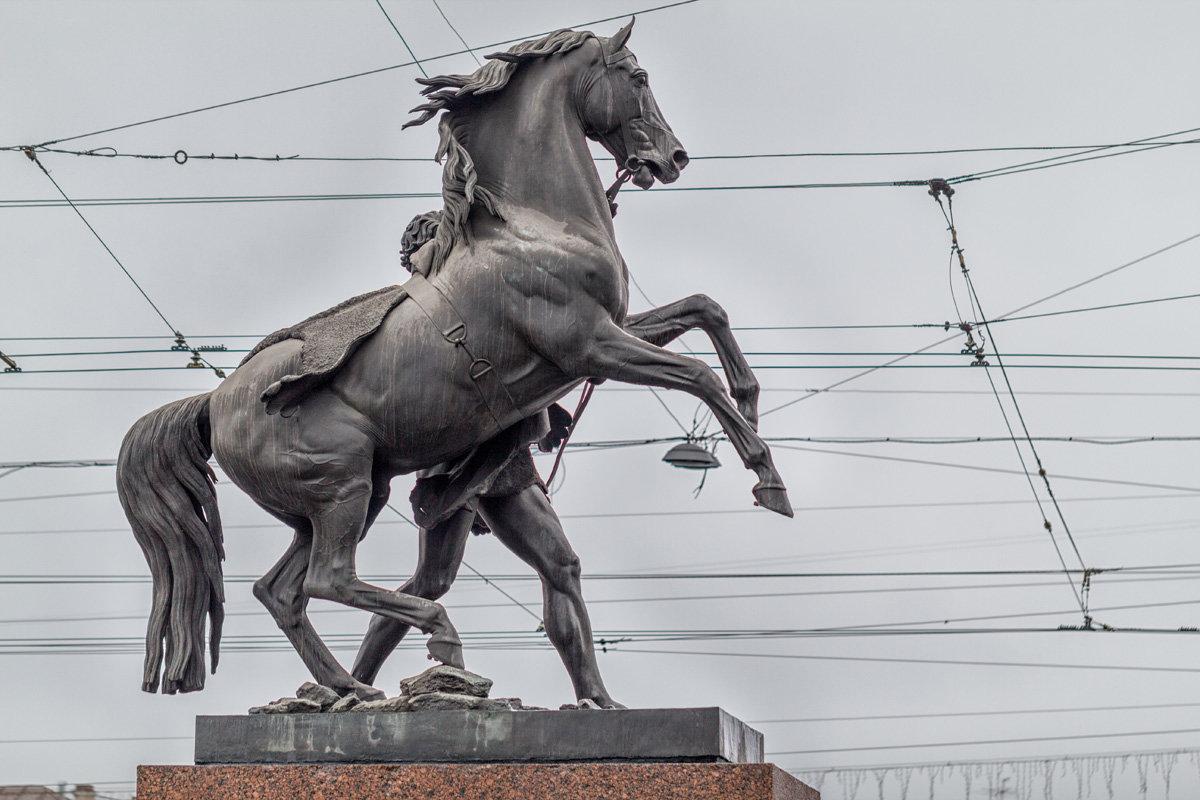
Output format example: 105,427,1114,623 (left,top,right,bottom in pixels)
135,667,818,799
